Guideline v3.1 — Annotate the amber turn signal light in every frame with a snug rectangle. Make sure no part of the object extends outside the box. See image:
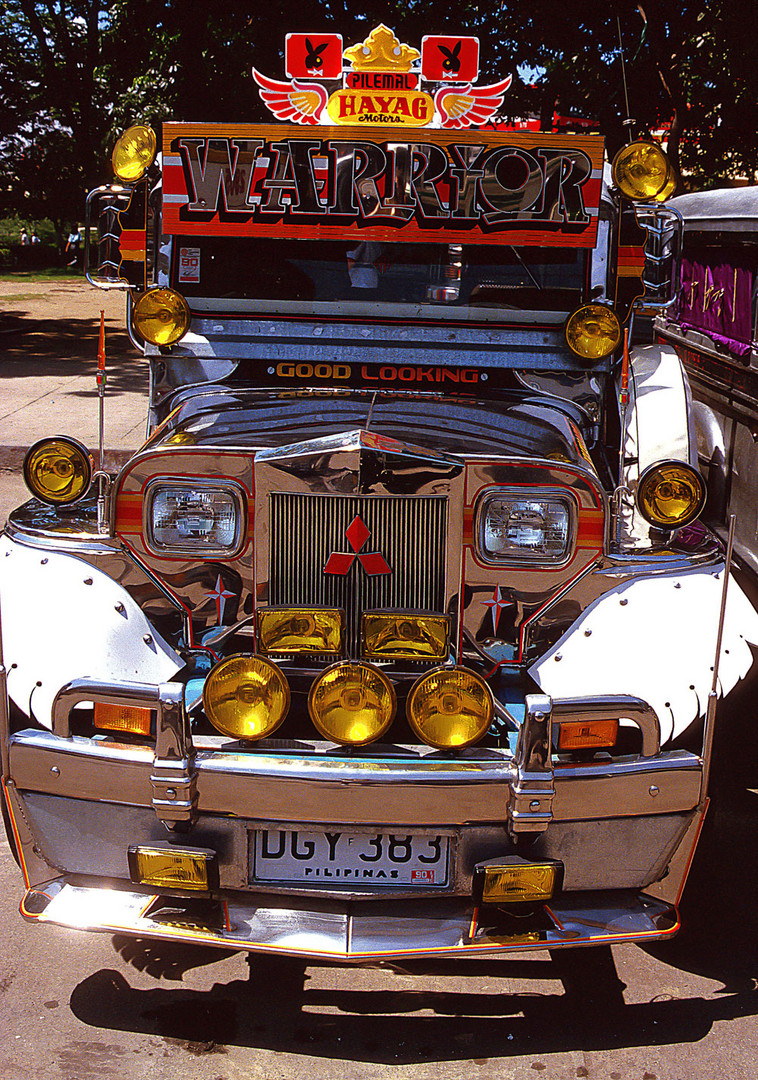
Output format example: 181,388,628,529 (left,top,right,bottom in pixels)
557,718,618,752
94,702,152,737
